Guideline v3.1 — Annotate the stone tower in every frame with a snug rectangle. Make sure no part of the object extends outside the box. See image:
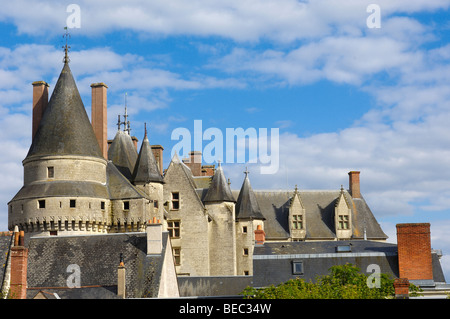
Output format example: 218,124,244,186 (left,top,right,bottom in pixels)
203,163,237,276
234,169,265,275
8,55,110,237
132,125,165,222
